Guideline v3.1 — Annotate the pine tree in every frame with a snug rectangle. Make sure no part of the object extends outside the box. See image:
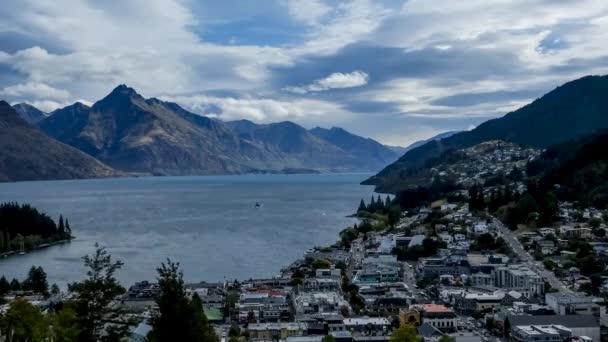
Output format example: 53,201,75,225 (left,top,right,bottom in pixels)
68,243,130,341
0,276,10,295
10,278,21,291
357,199,366,213
58,215,65,235
385,196,392,211
65,218,72,238
149,259,218,342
